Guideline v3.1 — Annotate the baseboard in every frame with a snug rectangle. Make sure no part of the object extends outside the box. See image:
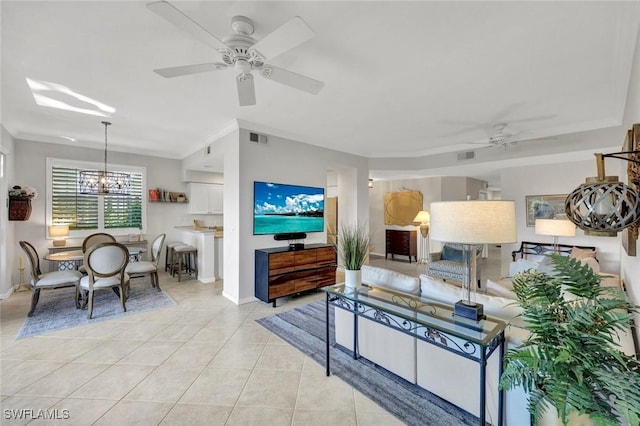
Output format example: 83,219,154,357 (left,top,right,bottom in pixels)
221,291,257,306
0,286,17,300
